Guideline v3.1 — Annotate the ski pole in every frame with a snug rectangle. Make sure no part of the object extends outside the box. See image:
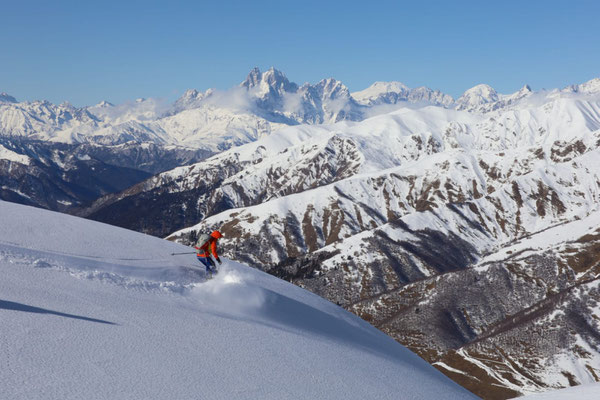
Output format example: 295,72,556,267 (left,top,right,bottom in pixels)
170,251,197,256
